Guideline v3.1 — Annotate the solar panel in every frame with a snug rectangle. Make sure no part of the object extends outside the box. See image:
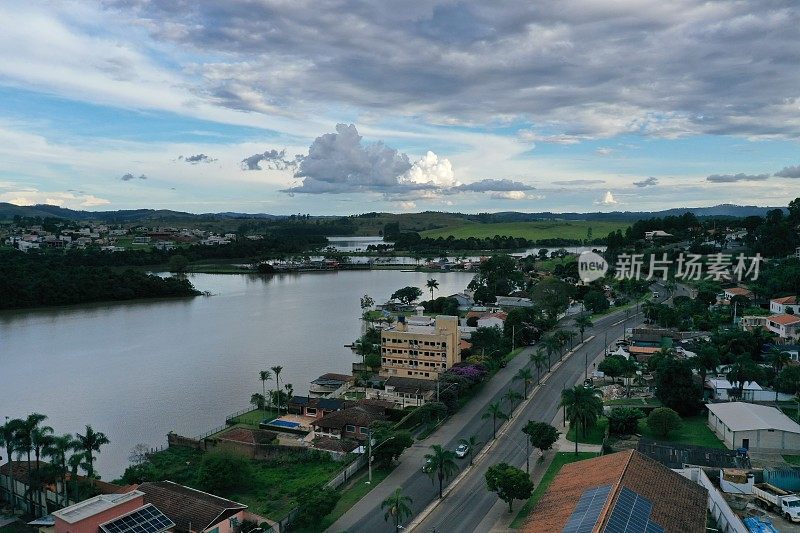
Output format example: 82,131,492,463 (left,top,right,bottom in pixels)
100,504,175,533
563,484,612,533
604,487,664,533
